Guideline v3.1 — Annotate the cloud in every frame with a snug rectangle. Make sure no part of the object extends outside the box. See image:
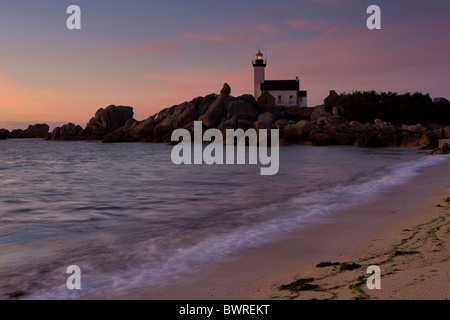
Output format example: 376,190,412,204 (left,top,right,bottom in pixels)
257,24,282,36
0,74,53,119
0,74,98,122
181,32,249,43
255,14,450,106
132,66,254,117
307,0,359,6
284,17,331,32
180,22,282,44
98,41,177,56
322,26,339,36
